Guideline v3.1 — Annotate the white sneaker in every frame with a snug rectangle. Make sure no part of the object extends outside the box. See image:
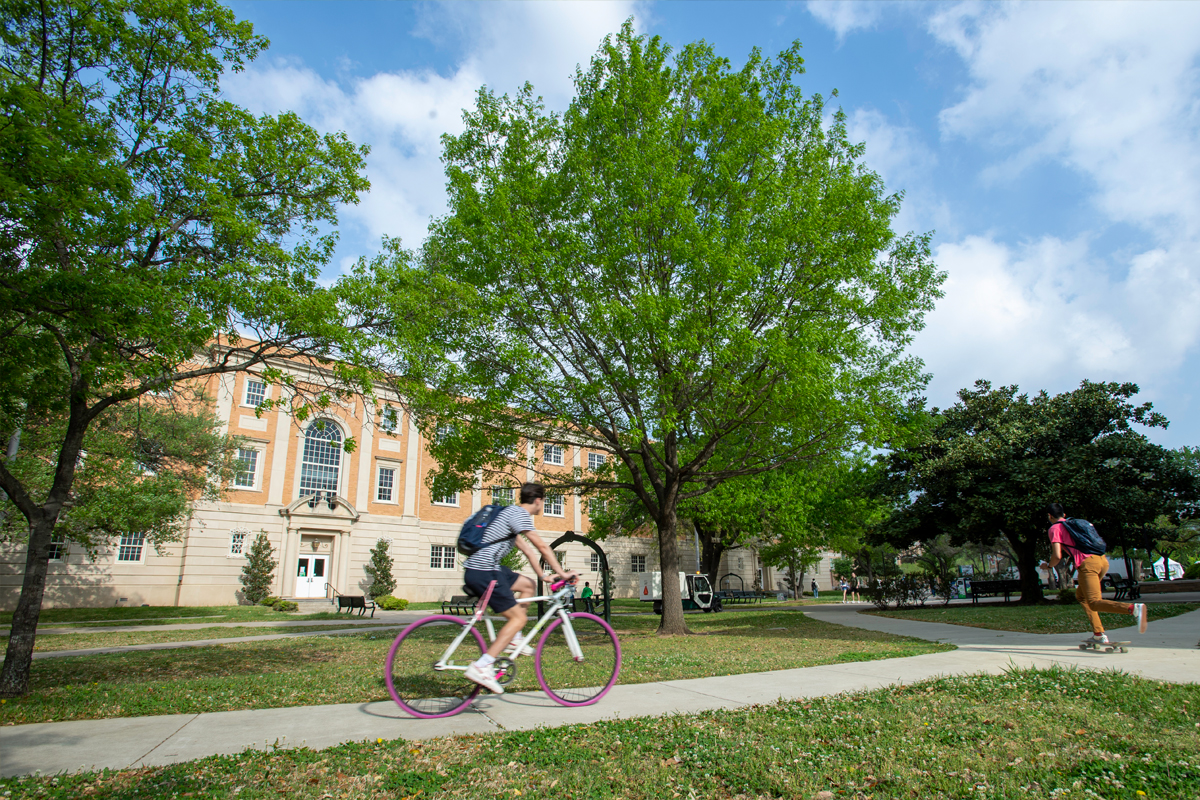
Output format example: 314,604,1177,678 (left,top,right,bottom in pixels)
1088,632,1110,645
464,662,504,694
1134,603,1148,634
504,635,535,657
